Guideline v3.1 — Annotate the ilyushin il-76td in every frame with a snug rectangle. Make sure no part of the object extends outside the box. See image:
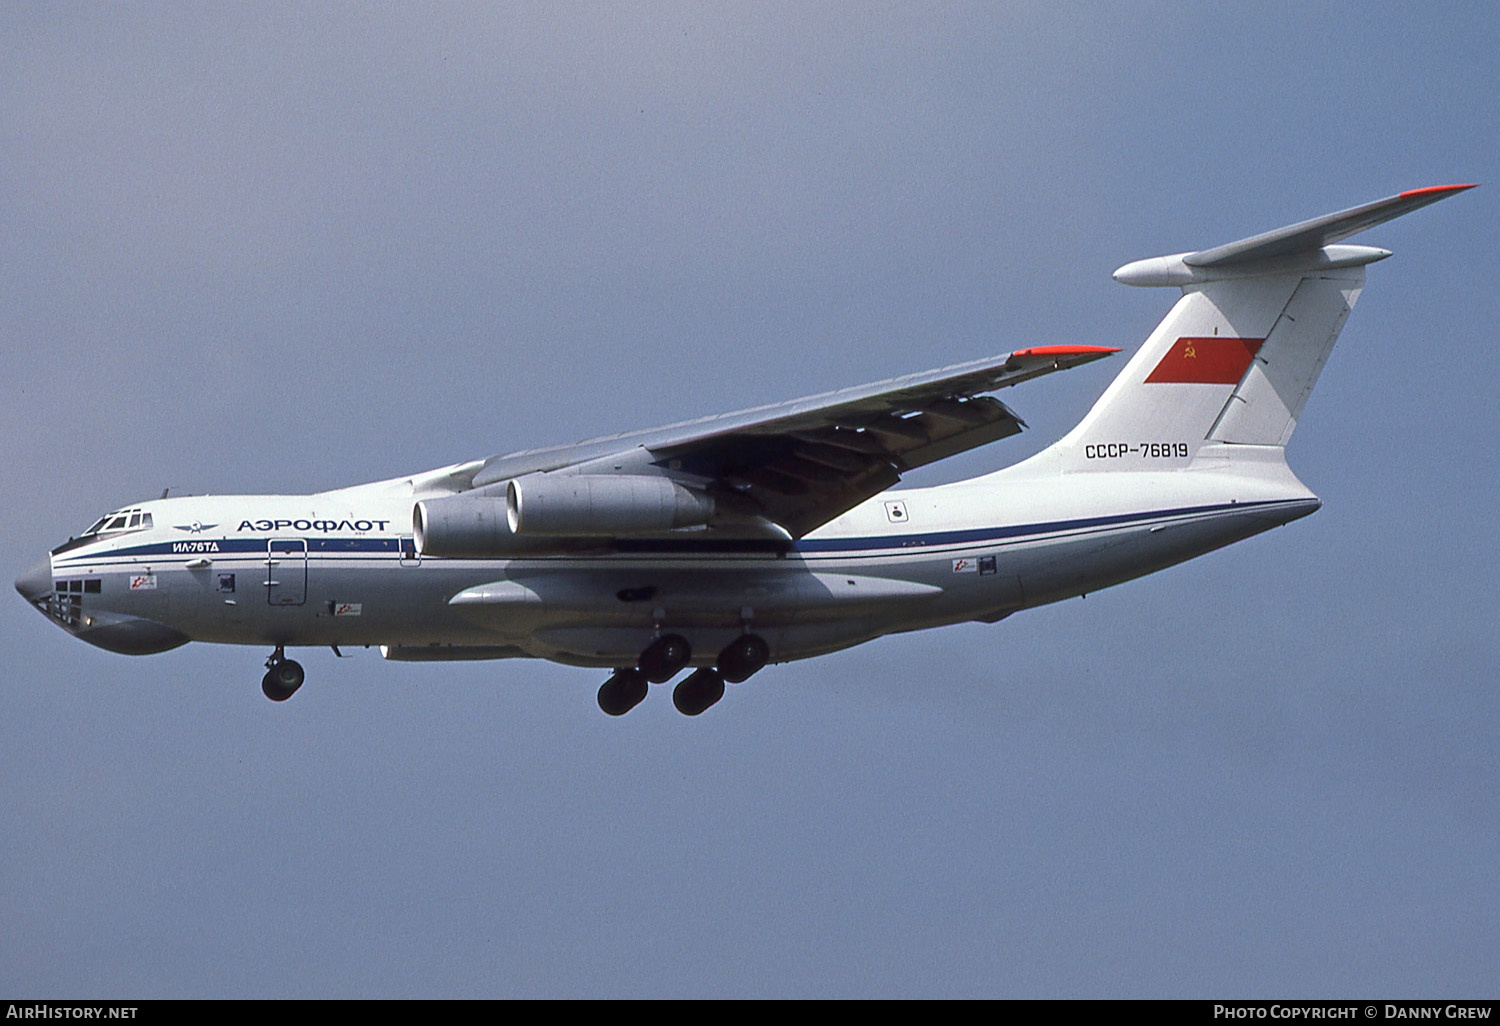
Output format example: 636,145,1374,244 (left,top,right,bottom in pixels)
17,185,1473,715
